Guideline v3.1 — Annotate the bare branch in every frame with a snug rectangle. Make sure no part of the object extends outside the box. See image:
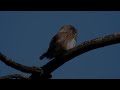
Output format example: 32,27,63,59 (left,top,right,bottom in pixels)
0,32,120,79
41,32,120,74
0,53,42,73
0,74,30,79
